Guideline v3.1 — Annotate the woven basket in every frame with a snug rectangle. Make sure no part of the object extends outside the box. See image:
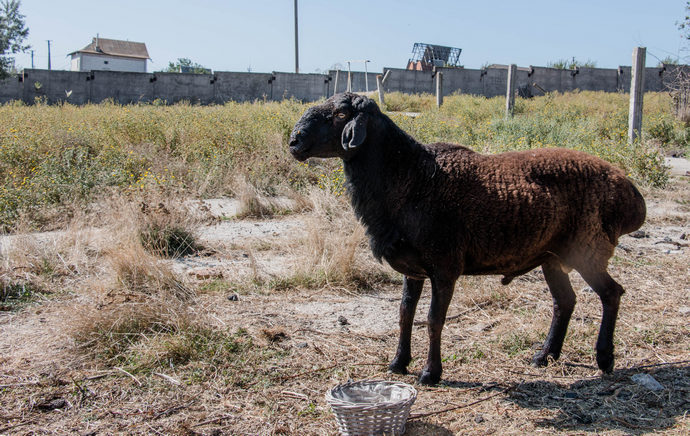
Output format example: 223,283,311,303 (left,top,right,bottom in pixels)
325,380,417,436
